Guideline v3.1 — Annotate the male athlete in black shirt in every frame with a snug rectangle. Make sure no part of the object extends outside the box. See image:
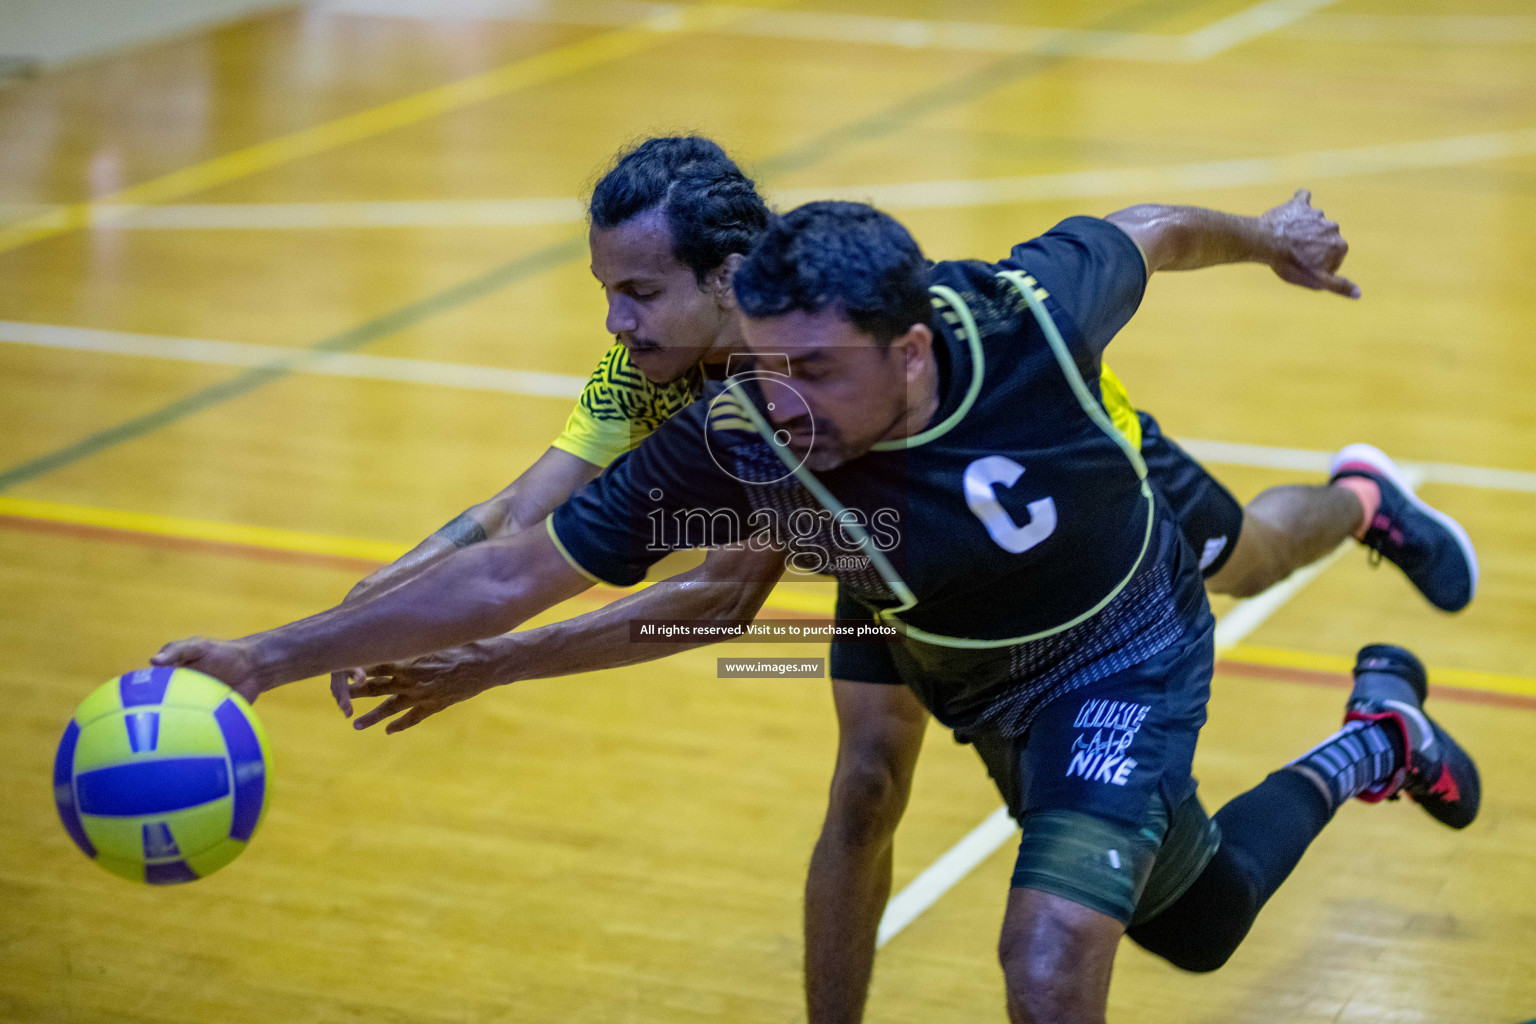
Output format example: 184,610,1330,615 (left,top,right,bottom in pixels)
535,202,1479,1017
